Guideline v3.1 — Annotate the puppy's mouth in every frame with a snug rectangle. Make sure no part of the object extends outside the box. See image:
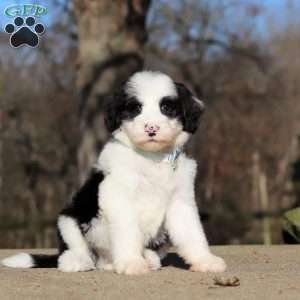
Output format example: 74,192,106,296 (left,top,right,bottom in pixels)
146,138,169,144
148,138,159,143
132,137,175,152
